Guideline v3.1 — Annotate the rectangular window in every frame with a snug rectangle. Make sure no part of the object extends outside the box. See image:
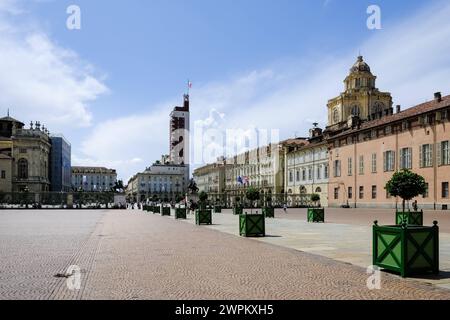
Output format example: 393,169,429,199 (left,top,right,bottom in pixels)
348,187,353,199
317,166,321,180
443,182,449,198
439,141,450,166
334,160,341,177
1,170,5,179
359,155,364,175
383,151,395,172
348,158,353,176
324,165,329,179
359,186,364,199
399,147,412,170
371,153,377,173
372,186,377,199
420,144,433,168
308,168,312,180
289,171,293,183
334,188,339,200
